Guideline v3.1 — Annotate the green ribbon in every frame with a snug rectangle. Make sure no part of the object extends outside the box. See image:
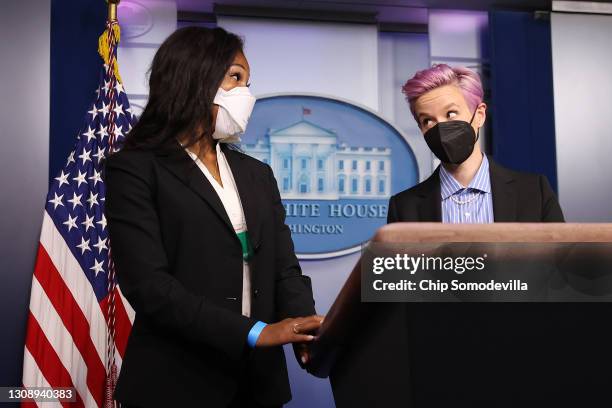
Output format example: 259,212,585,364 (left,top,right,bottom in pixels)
236,230,254,261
